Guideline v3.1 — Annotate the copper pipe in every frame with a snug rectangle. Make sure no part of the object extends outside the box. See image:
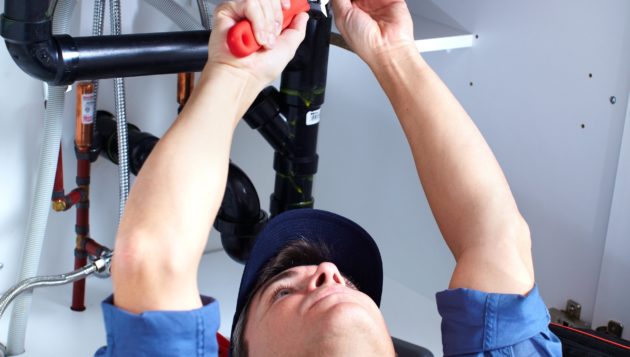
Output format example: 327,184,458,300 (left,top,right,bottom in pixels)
70,251,87,311
53,146,64,195
177,72,195,112
77,158,91,184
75,82,95,150
71,82,95,312
52,146,66,212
